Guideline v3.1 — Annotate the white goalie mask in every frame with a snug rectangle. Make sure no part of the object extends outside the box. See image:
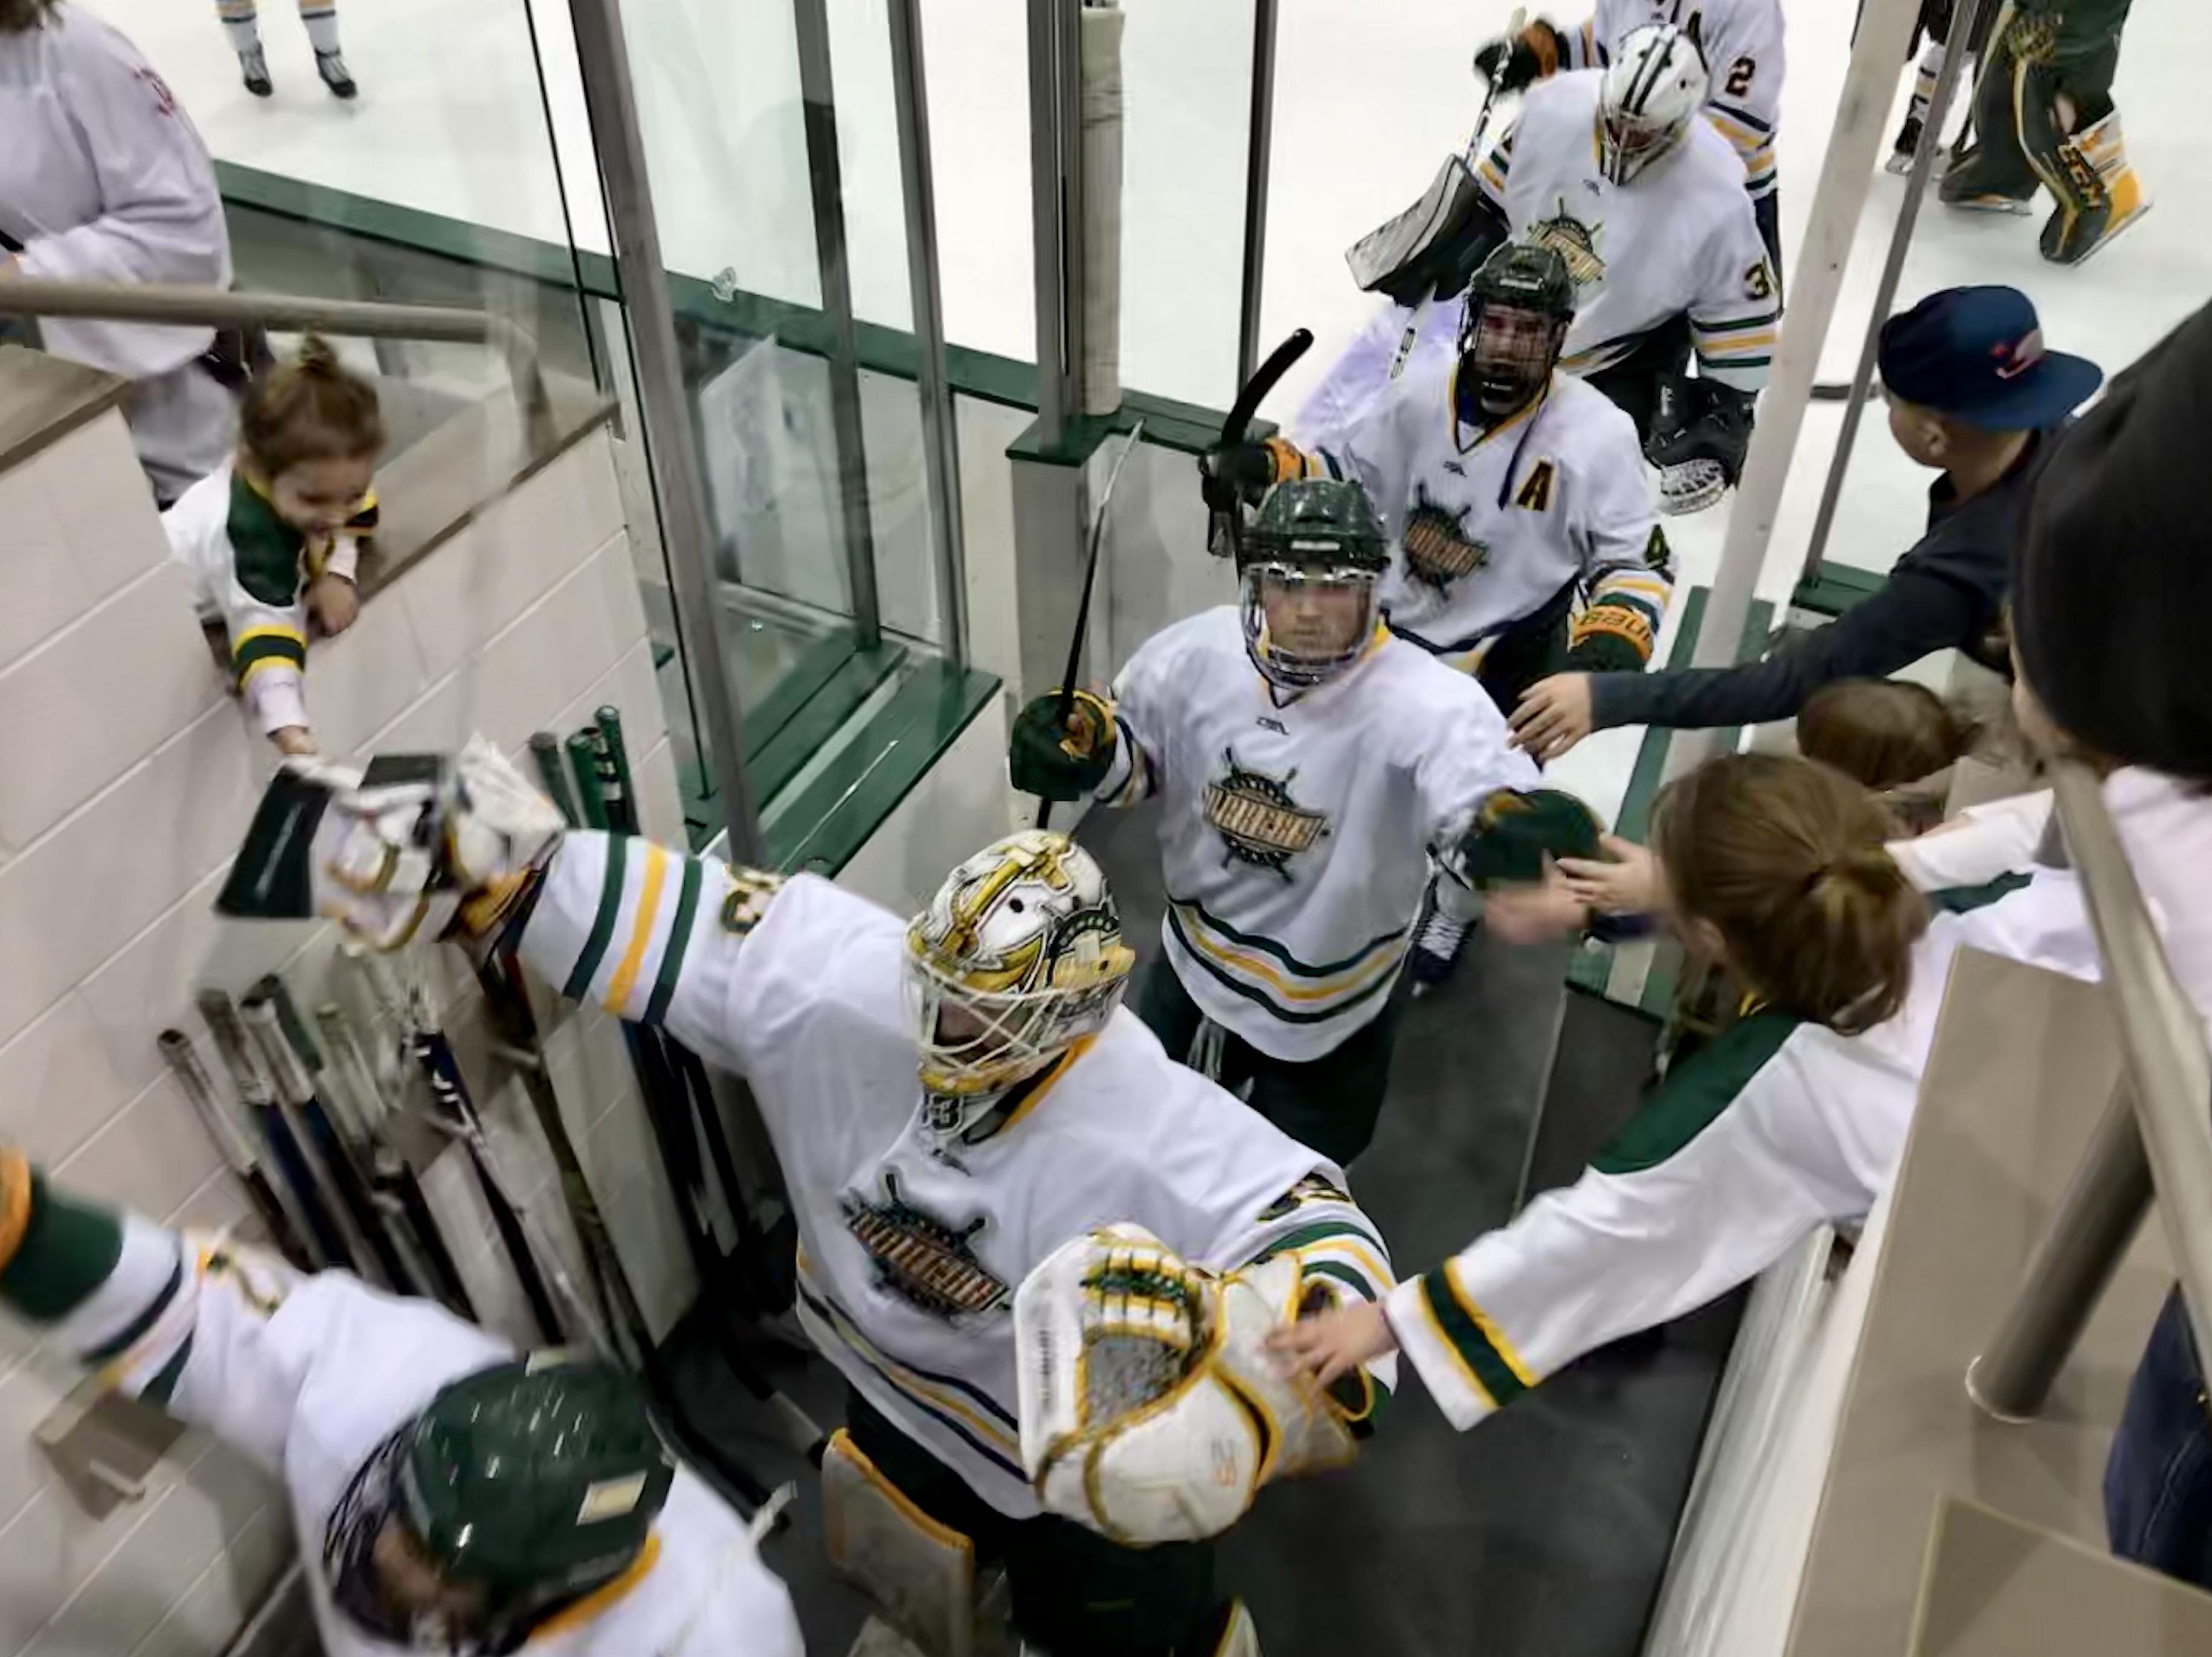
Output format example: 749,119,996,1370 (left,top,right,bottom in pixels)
905,832,1136,1130
1597,24,1708,185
